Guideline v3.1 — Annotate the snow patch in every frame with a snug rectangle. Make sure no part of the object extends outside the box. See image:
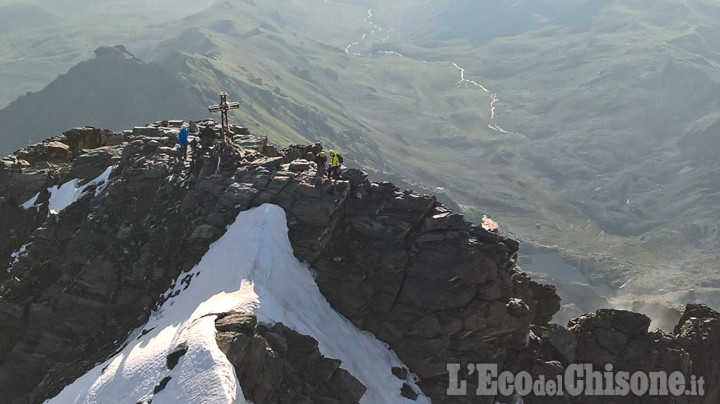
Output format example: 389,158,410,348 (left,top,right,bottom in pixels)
7,243,30,274
47,167,112,215
20,192,40,210
48,204,428,403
